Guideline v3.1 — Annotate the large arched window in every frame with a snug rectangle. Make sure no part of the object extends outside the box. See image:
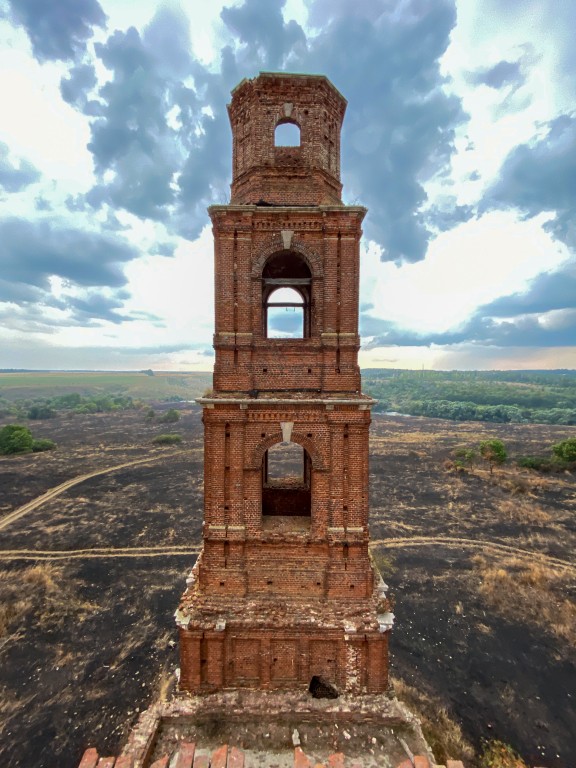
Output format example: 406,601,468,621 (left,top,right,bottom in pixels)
263,252,311,338
262,441,311,518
